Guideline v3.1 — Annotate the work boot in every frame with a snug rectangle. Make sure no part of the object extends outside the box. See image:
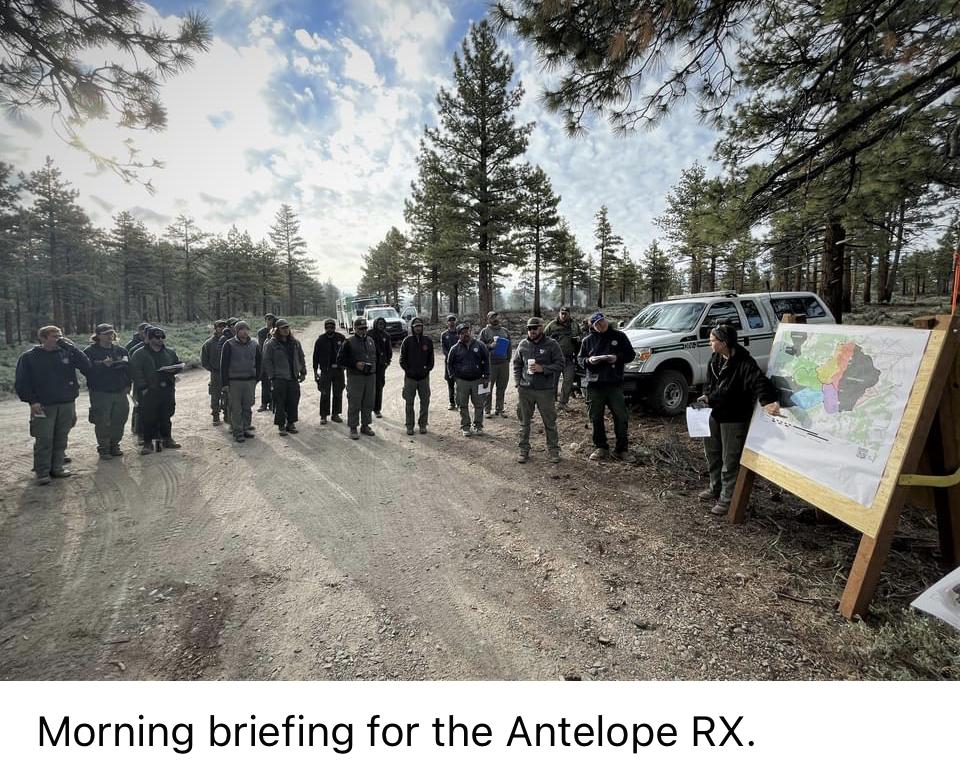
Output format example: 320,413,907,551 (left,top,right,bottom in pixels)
589,447,609,461
286,424,298,434
50,468,72,479
473,425,484,435
612,449,634,463
331,414,343,423
212,414,220,425
35,474,51,486
419,426,427,434
516,452,529,464
698,488,719,502
406,427,415,435
278,426,288,436
374,411,383,419
461,428,472,437
162,438,181,449
448,403,457,411
235,434,246,443
99,452,113,461
360,426,375,437
710,499,731,516
549,452,561,464
140,443,154,455
349,427,359,440
110,445,123,457
257,405,268,412
246,425,256,431
243,430,255,439
320,416,328,425
62,457,72,465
